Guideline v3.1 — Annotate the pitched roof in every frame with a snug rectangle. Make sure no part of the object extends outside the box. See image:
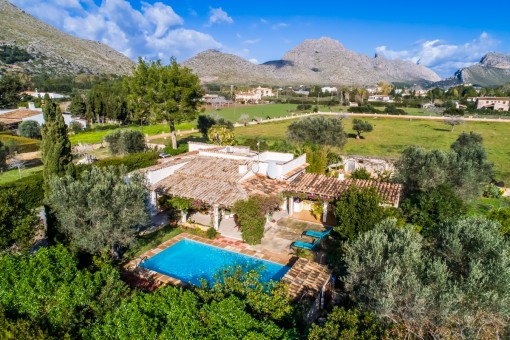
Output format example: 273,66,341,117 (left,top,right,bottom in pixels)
282,258,331,300
154,175,247,207
152,156,255,206
174,156,254,183
0,109,41,125
240,174,288,196
285,173,402,205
